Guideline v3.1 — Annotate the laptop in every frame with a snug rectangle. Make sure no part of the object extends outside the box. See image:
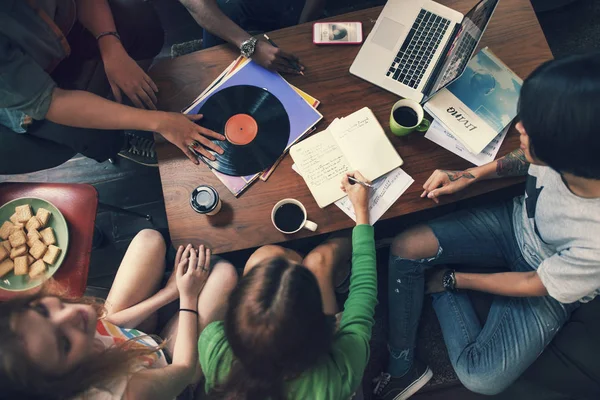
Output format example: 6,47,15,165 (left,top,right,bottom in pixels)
350,0,499,103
